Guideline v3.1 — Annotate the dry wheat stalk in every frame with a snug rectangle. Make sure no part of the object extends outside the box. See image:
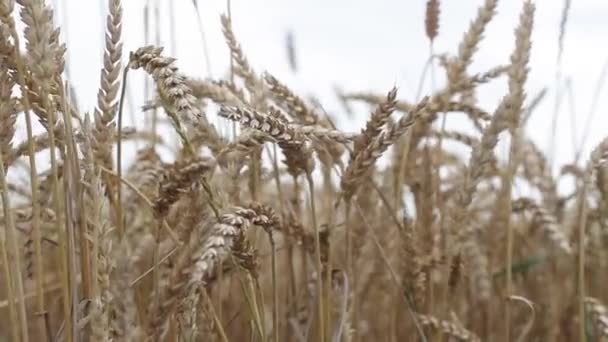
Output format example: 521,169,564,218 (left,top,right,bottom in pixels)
148,206,268,338
92,0,122,171
0,58,16,163
505,1,534,126
220,13,262,98
128,45,225,154
153,157,216,219
353,87,397,158
446,0,497,91
18,0,66,128
1,1,606,341
128,46,204,129
447,0,535,242
341,98,430,200
79,115,113,341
